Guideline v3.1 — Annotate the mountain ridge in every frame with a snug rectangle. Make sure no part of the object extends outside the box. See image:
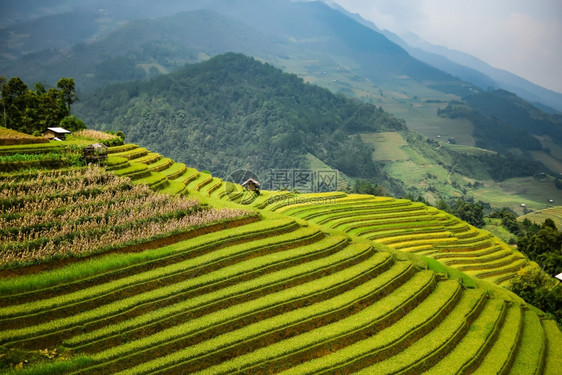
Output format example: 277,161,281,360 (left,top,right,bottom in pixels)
387,30,562,113
3,0,474,97
323,0,562,112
